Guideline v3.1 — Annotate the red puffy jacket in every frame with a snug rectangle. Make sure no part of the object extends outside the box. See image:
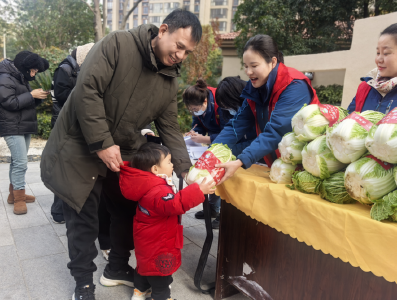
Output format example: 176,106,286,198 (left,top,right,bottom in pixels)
119,162,205,277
